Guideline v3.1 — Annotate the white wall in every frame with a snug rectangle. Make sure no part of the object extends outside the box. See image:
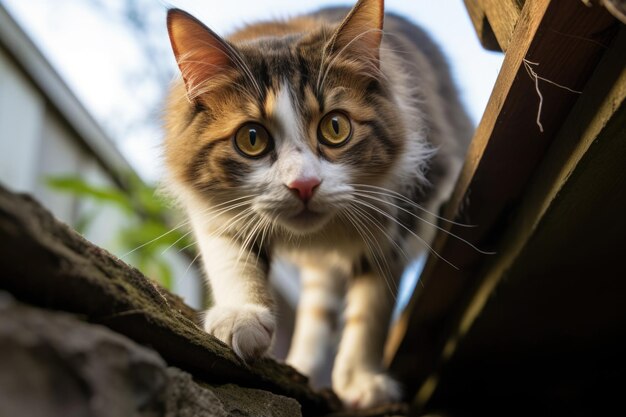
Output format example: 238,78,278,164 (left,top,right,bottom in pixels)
0,46,204,309
0,47,44,192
